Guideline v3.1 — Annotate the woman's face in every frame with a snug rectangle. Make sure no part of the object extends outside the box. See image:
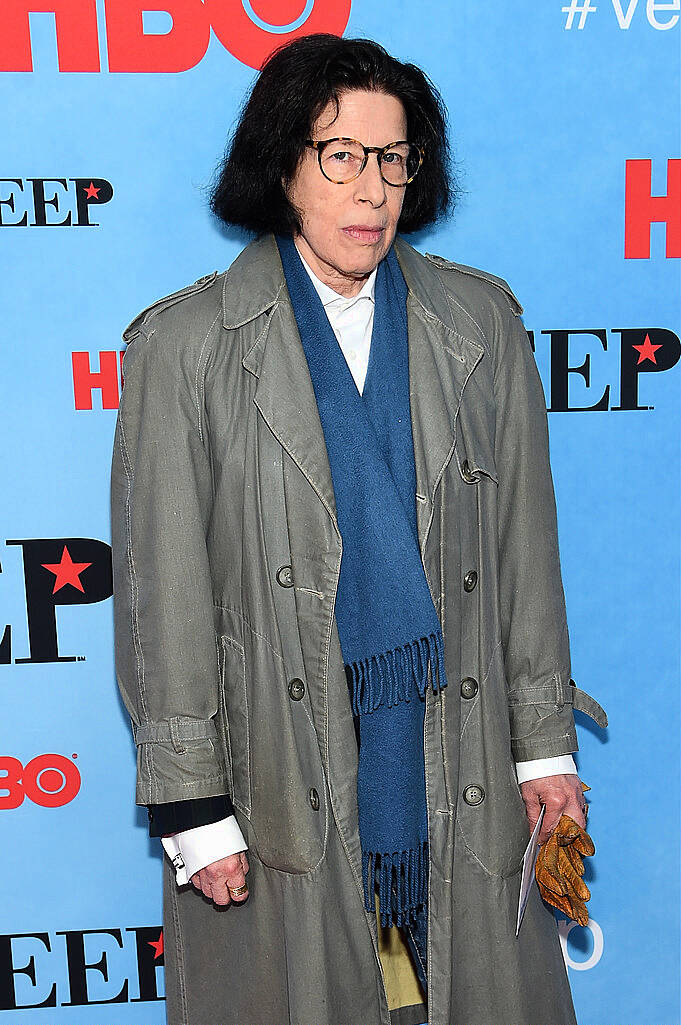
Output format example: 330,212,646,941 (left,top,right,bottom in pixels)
284,89,408,297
